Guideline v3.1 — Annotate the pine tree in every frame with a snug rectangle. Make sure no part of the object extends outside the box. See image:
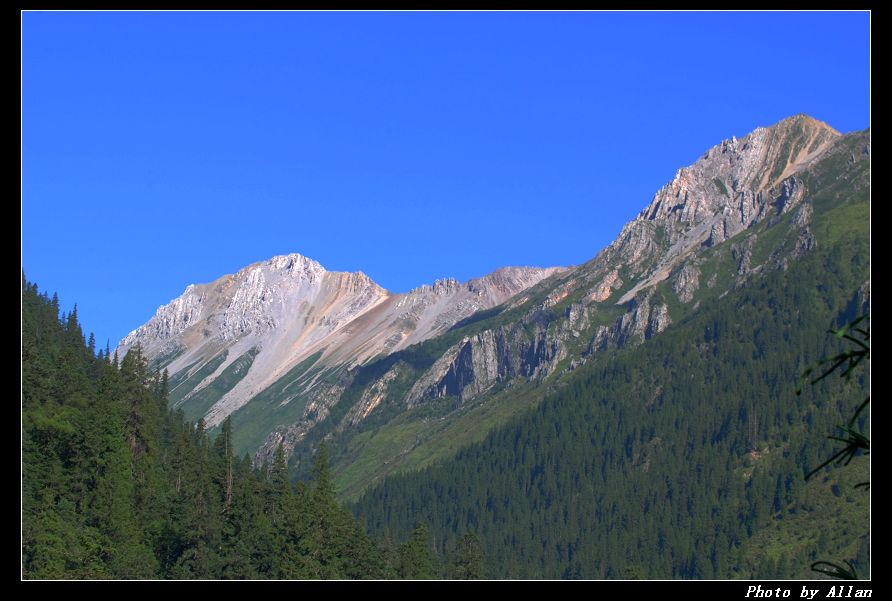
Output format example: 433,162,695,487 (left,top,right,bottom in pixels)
399,523,435,579
214,416,235,513
450,532,485,579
